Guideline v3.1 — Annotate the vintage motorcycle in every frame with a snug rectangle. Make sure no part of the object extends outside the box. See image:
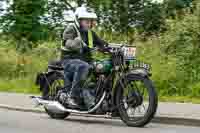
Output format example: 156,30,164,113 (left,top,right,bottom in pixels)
31,43,158,127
